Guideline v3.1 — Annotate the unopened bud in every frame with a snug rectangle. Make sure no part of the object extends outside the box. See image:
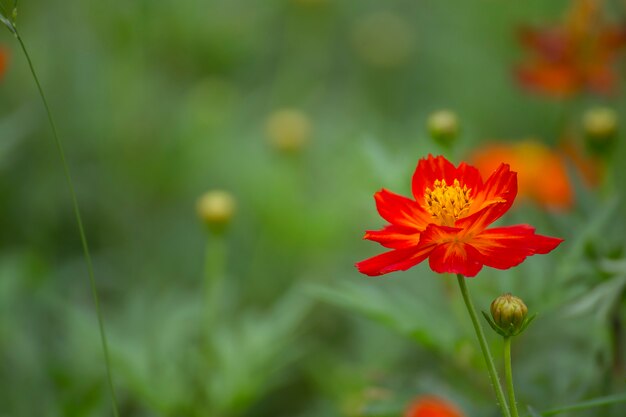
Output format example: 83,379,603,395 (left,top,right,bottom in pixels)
427,110,459,147
265,109,311,153
196,190,236,233
483,293,534,337
583,107,618,155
